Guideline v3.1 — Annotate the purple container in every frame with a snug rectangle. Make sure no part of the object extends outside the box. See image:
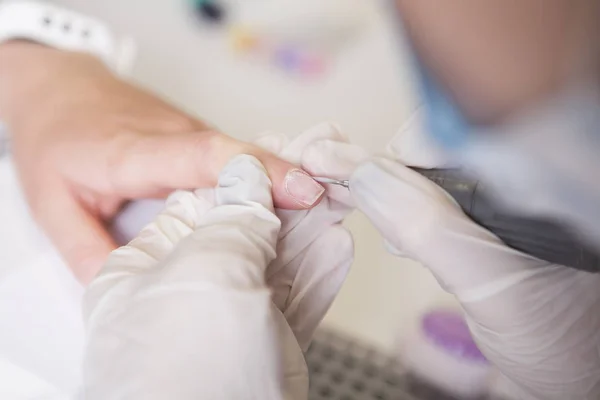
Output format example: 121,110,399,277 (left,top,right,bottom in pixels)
421,310,489,364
